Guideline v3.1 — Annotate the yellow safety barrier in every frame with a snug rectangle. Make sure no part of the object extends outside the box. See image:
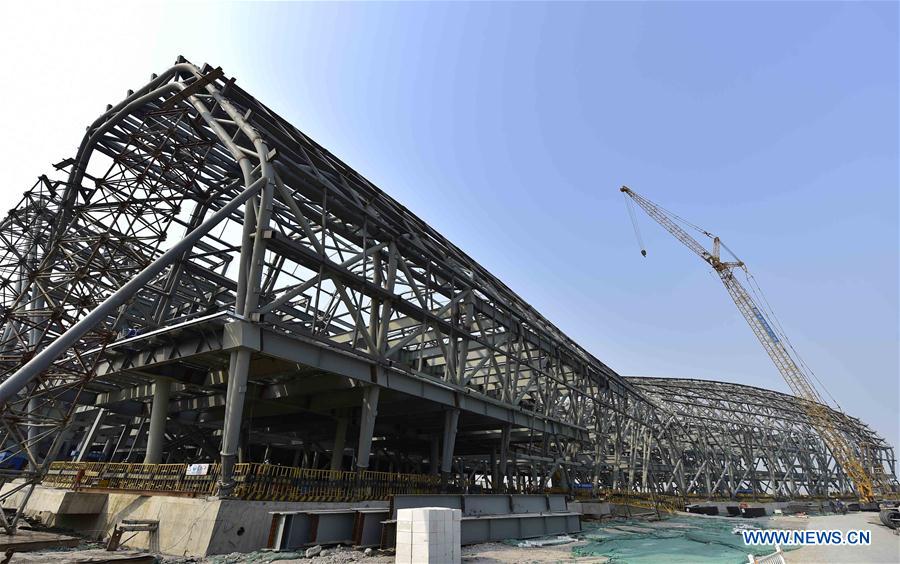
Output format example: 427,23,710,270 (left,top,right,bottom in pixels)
581,488,687,513
43,462,219,496
232,465,357,502
43,462,445,501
